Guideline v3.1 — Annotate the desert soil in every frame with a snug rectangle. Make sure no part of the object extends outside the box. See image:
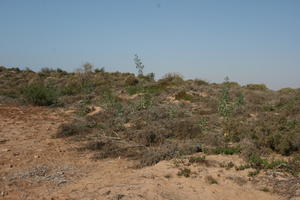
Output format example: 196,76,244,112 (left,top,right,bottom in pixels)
0,104,290,200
